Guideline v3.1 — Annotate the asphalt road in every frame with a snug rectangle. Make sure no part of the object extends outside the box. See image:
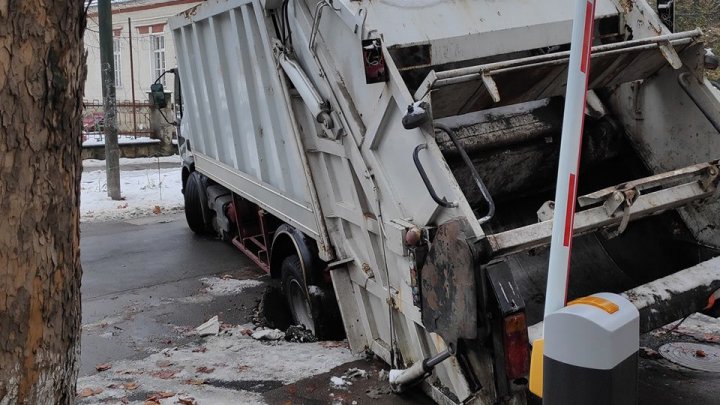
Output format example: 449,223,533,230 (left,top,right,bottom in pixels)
79,214,720,404
79,214,430,404
80,214,263,375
